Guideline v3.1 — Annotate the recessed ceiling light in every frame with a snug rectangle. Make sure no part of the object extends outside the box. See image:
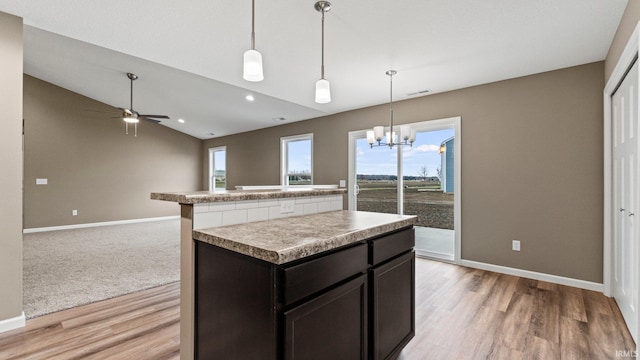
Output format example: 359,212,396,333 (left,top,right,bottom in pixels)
245,95,255,102
178,118,185,123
